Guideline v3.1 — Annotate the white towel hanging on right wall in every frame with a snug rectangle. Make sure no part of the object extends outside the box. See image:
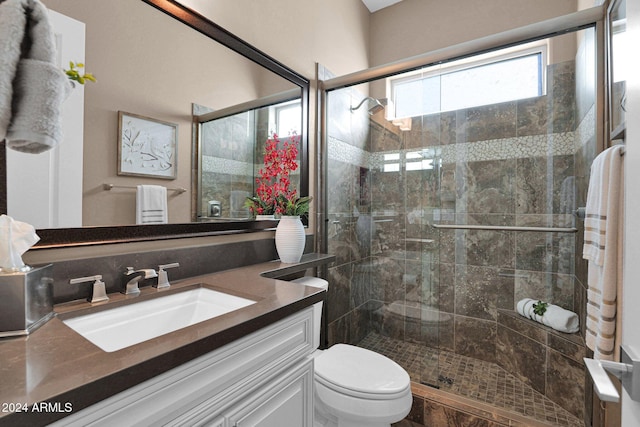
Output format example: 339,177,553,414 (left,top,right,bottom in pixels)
583,144,625,361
